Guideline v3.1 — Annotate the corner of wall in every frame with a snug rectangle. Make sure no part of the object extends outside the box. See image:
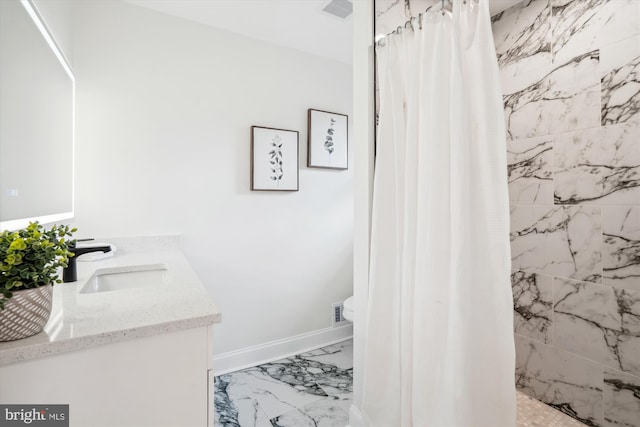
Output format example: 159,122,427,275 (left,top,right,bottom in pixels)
352,0,375,415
